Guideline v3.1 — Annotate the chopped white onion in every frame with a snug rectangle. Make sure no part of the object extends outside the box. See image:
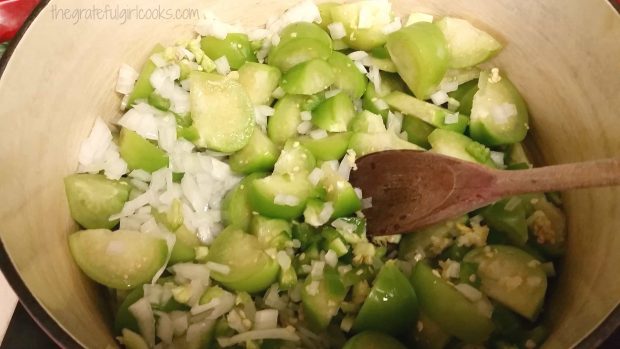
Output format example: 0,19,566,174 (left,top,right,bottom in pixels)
490,151,506,168
382,18,402,35
406,12,434,26
300,111,313,121
324,250,338,267
169,311,189,336
296,121,313,135
186,320,217,347
348,51,369,61
170,263,211,286
128,298,156,347
310,129,328,140
274,194,300,207
362,197,373,209
455,283,483,302
276,251,292,270
387,111,403,134
444,112,460,125
217,327,299,347
156,311,174,344
325,89,342,99
206,261,231,275
328,22,346,40
253,309,279,331
214,56,231,75
116,64,139,95
430,90,450,105
307,168,324,186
